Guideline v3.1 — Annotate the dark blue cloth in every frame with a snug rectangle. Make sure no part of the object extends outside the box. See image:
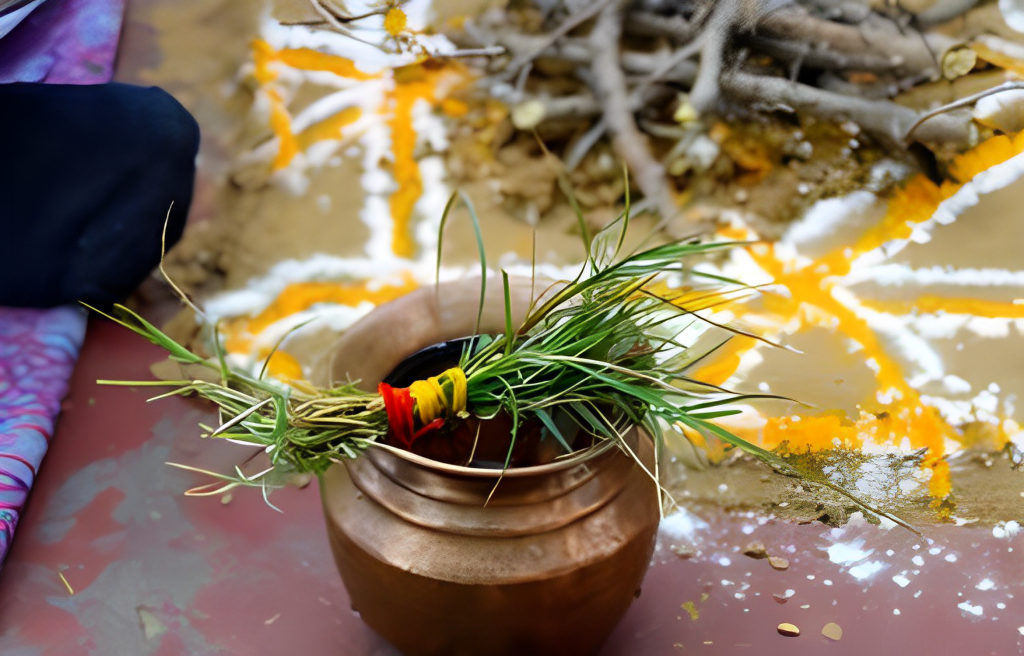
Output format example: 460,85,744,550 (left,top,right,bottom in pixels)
0,82,199,307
